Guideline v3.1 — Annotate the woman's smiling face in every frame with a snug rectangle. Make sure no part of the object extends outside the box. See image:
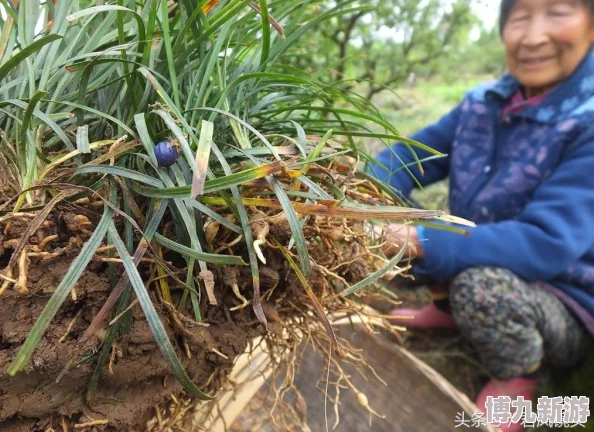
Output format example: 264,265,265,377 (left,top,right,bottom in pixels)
503,0,594,97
